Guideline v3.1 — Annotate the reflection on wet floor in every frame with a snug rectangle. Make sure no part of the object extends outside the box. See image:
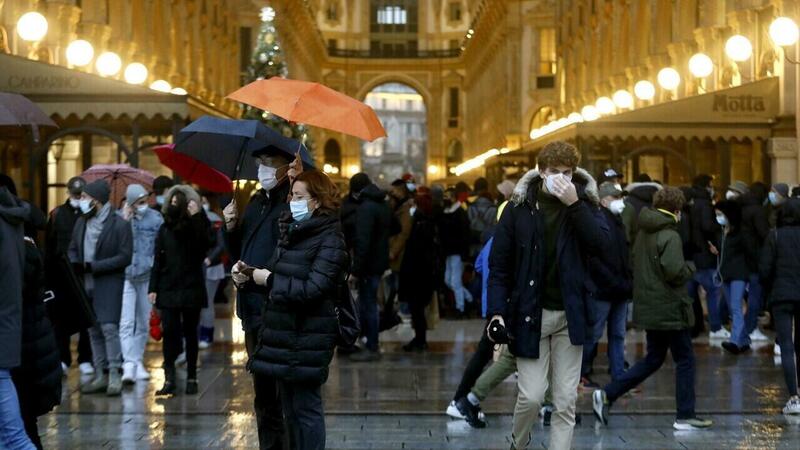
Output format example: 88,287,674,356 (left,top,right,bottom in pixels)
41,314,800,449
